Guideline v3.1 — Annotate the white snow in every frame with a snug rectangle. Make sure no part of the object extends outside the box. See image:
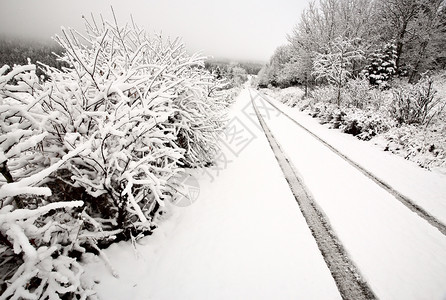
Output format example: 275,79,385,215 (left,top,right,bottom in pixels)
256,89,446,300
